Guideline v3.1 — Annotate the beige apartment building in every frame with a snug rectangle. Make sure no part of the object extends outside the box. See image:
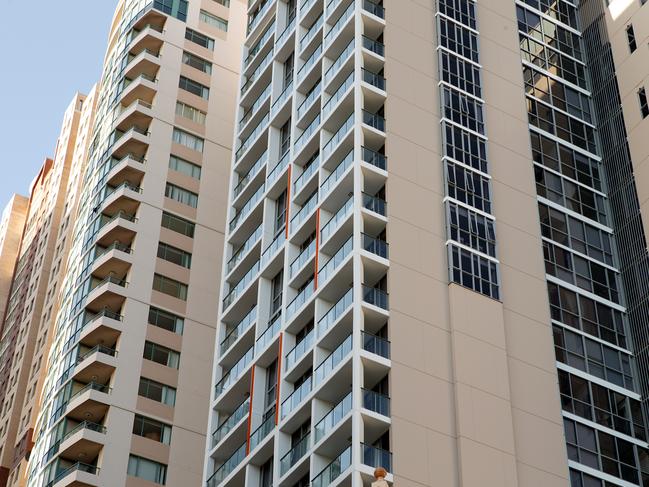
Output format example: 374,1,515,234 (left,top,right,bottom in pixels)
0,90,96,487
203,0,649,487
16,1,248,487
0,196,29,323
